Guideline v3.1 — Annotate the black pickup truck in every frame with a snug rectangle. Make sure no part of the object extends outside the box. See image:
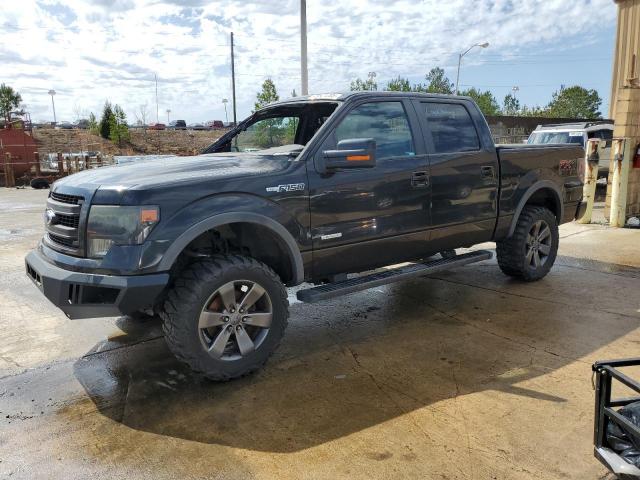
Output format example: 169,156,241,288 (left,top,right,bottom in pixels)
26,92,585,380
